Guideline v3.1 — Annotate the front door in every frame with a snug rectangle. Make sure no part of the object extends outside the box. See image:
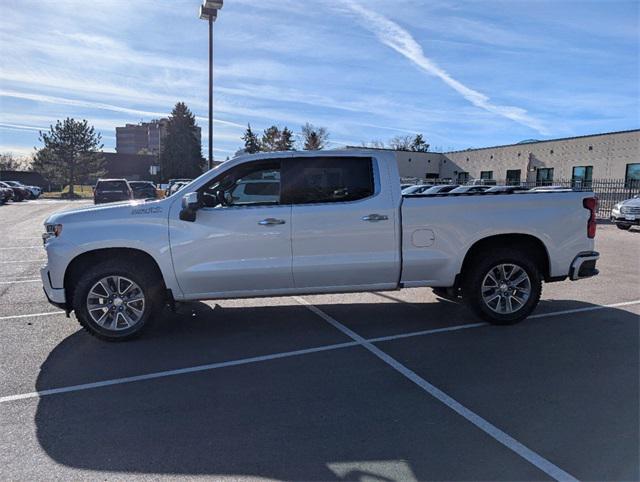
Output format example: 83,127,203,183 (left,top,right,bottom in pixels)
283,156,399,290
169,160,293,298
